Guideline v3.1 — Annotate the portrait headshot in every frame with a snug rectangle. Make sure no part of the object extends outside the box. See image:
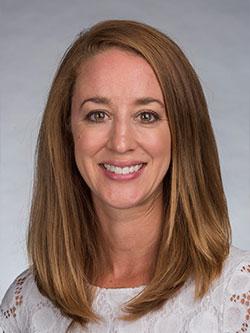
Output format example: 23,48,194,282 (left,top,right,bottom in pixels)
1,1,250,332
